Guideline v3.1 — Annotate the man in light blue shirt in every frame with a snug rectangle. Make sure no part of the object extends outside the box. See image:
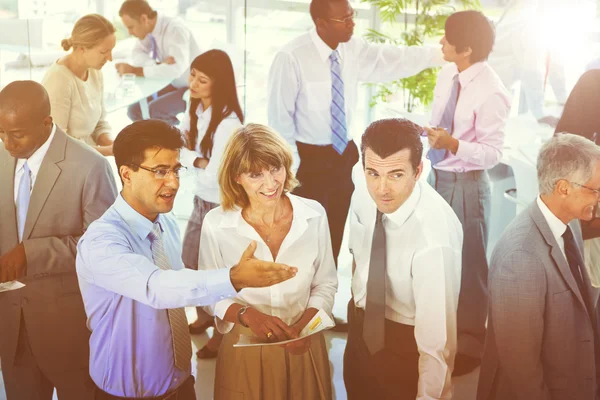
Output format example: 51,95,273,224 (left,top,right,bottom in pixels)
76,119,298,400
